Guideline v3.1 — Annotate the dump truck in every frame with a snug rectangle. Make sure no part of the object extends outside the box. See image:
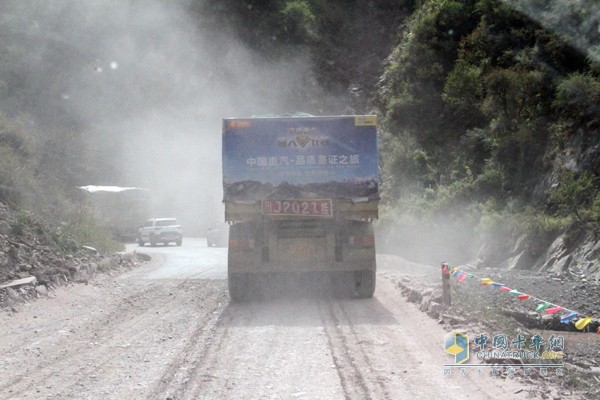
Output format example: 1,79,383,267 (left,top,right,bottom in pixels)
222,115,379,301
79,185,151,242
